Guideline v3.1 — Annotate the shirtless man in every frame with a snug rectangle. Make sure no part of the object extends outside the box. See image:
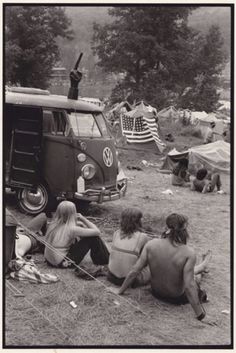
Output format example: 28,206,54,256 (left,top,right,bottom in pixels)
116,213,211,321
